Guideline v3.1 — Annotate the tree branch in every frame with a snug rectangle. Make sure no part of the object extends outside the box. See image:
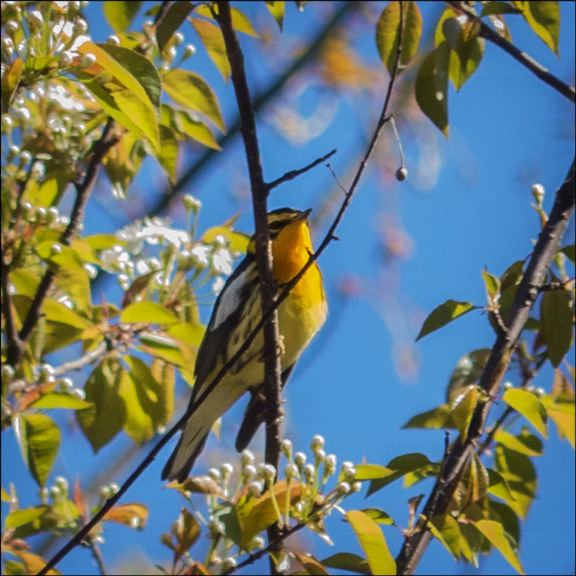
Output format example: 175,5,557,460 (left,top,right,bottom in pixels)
214,2,285,569
446,0,575,103
267,149,337,191
395,158,575,575
13,118,118,370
